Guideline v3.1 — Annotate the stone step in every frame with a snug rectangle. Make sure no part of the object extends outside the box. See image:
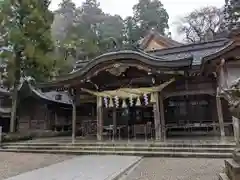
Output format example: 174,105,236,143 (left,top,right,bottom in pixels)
3,142,236,148
0,148,233,158
225,159,240,180
2,145,234,153
219,173,230,180
232,152,240,162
